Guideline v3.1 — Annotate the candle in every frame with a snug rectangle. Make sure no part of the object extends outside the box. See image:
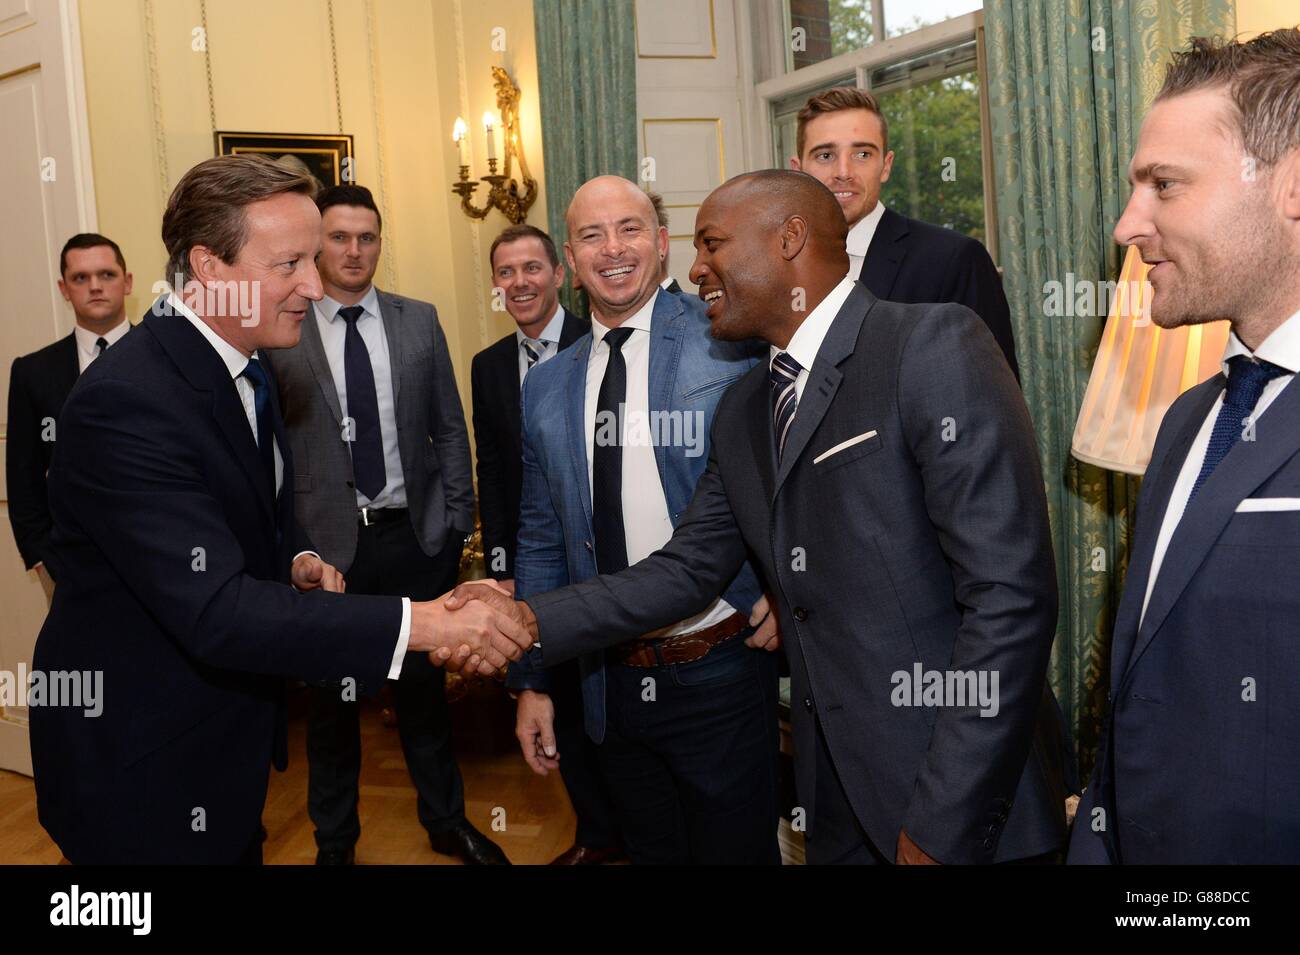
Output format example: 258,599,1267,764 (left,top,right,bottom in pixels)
452,117,468,166
483,111,496,162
